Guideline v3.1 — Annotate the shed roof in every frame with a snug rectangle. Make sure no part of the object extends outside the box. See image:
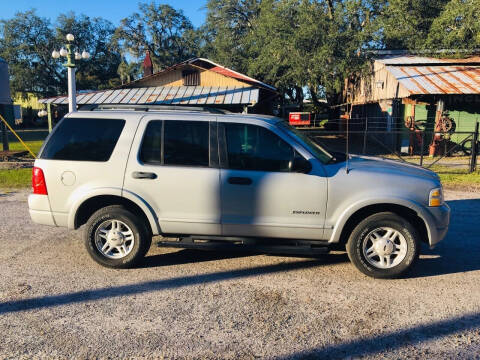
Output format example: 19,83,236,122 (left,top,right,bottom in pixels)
386,65,480,95
377,56,480,95
38,86,260,106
